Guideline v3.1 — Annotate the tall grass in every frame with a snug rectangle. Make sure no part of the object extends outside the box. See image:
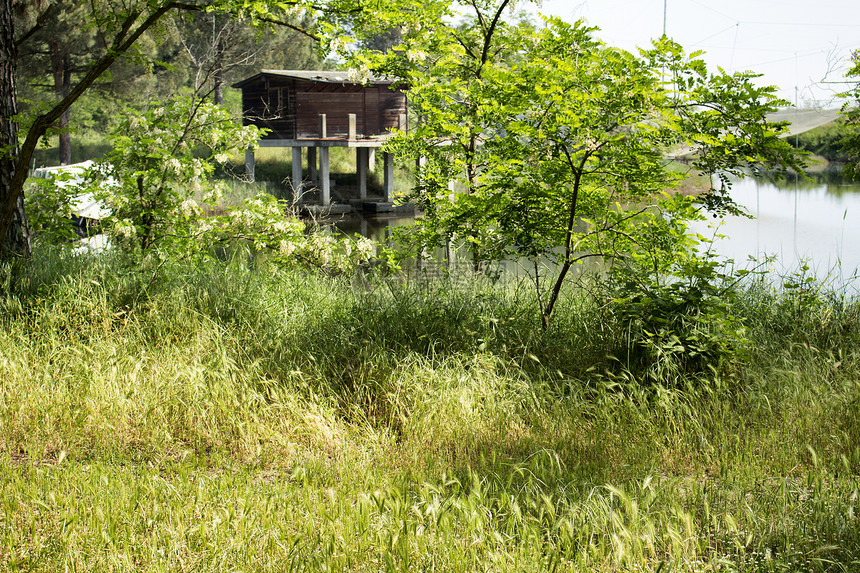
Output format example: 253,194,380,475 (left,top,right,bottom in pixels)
0,249,858,571
28,132,113,169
